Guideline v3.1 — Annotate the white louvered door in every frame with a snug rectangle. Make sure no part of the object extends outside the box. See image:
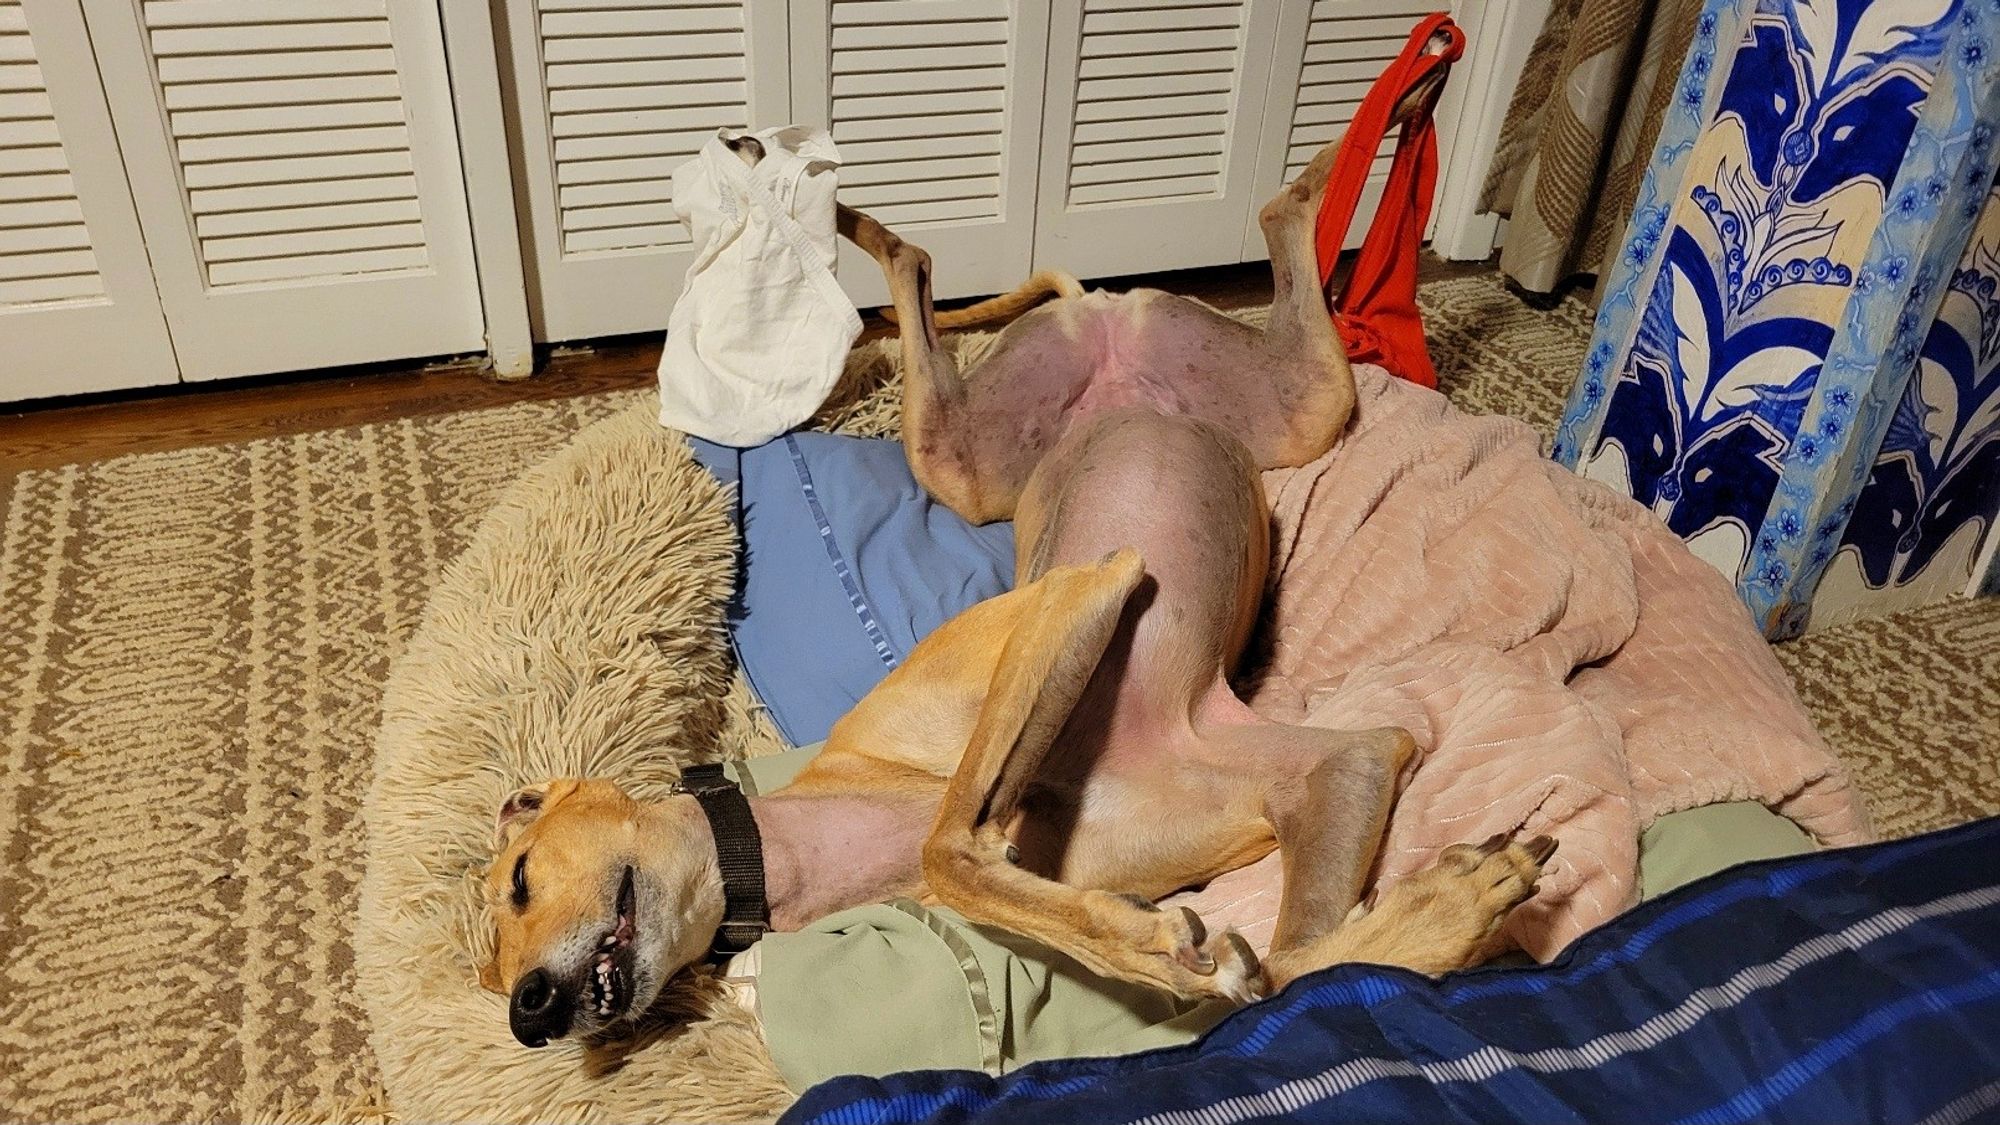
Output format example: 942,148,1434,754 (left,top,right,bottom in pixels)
1,0,175,400
1242,0,1453,260
1033,0,1283,279
498,0,788,342
789,0,1050,308
80,0,483,382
